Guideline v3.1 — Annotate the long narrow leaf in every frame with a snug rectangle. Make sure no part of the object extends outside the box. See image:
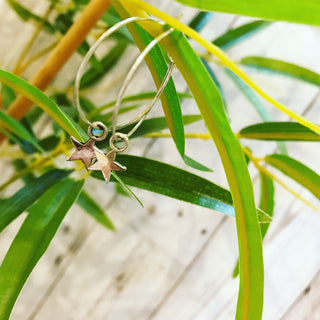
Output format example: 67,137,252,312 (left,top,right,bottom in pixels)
113,2,264,317
265,154,320,200
239,122,320,141
173,0,320,26
1,84,16,109
131,24,186,157
80,42,128,89
188,11,213,32
241,56,320,87
0,170,71,232
259,172,275,238
213,20,271,50
88,91,192,119
92,154,270,222
233,171,274,277
0,178,83,320
0,110,43,153
0,69,87,141
77,191,115,230
126,115,203,138
6,0,55,33
225,68,287,154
